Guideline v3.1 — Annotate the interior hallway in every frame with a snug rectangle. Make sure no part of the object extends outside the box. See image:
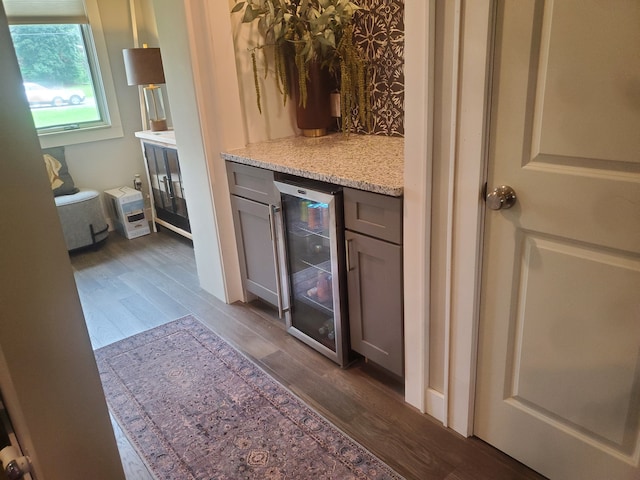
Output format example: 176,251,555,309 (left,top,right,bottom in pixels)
71,230,545,480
